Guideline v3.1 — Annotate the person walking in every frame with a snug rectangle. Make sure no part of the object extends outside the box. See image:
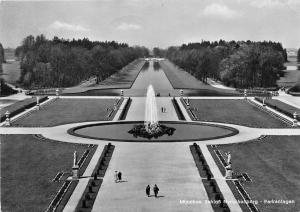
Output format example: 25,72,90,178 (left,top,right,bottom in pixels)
117,171,122,182
114,171,118,183
153,184,159,198
146,185,151,197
